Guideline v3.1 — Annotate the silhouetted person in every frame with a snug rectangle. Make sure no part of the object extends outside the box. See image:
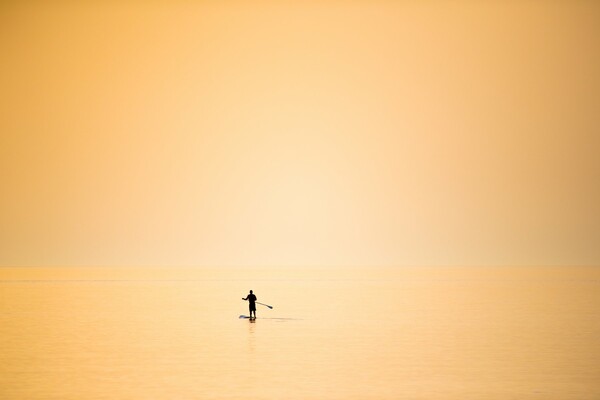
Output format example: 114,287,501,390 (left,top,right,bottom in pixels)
242,290,257,318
